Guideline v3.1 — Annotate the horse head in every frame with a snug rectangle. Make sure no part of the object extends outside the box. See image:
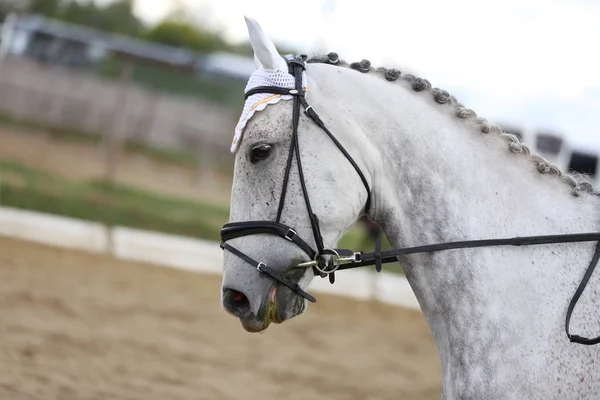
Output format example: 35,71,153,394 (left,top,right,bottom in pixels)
220,16,372,332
